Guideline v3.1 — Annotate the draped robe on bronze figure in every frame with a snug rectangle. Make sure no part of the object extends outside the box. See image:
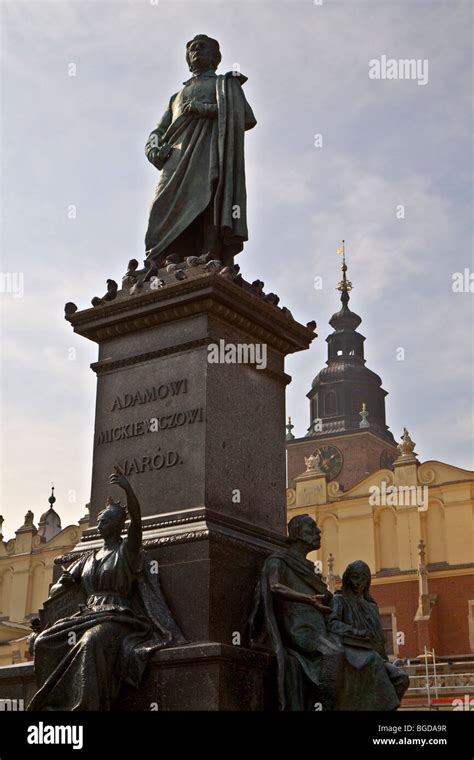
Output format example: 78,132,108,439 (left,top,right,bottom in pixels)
27,540,183,711
249,552,344,711
328,589,409,711
144,71,256,262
